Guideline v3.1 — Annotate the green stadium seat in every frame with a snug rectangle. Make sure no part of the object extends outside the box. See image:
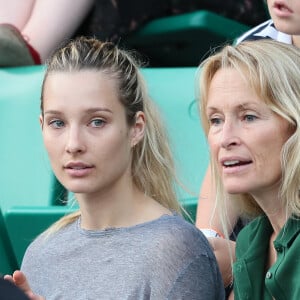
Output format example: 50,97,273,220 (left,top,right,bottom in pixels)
0,66,67,212
4,206,78,267
0,208,18,275
182,197,198,224
142,67,209,199
124,10,250,67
